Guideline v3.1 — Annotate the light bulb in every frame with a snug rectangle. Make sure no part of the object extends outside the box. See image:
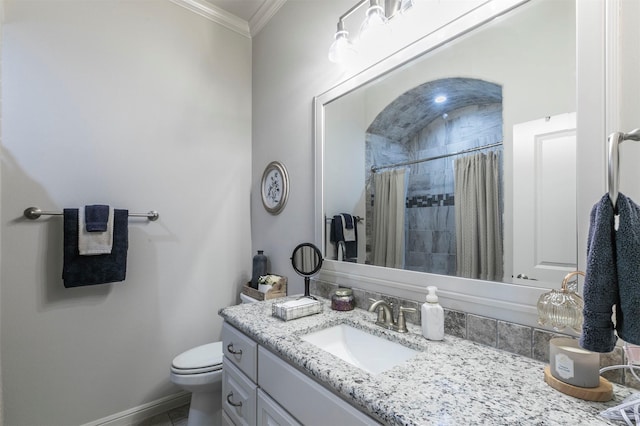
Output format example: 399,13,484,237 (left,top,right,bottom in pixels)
359,3,387,41
399,0,414,14
328,30,356,64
